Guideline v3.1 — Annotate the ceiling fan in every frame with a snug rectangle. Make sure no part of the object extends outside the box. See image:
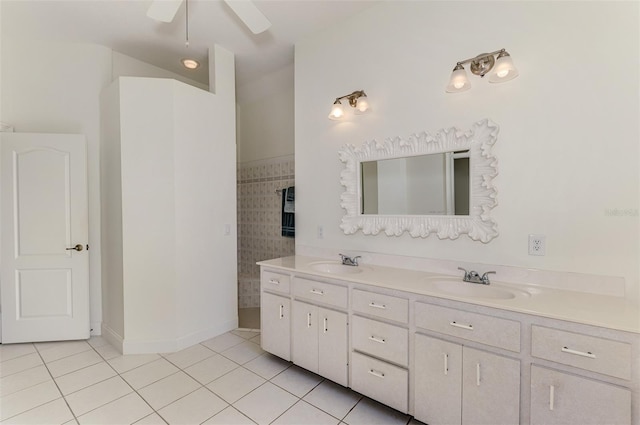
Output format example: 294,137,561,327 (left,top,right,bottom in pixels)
147,0,272,35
